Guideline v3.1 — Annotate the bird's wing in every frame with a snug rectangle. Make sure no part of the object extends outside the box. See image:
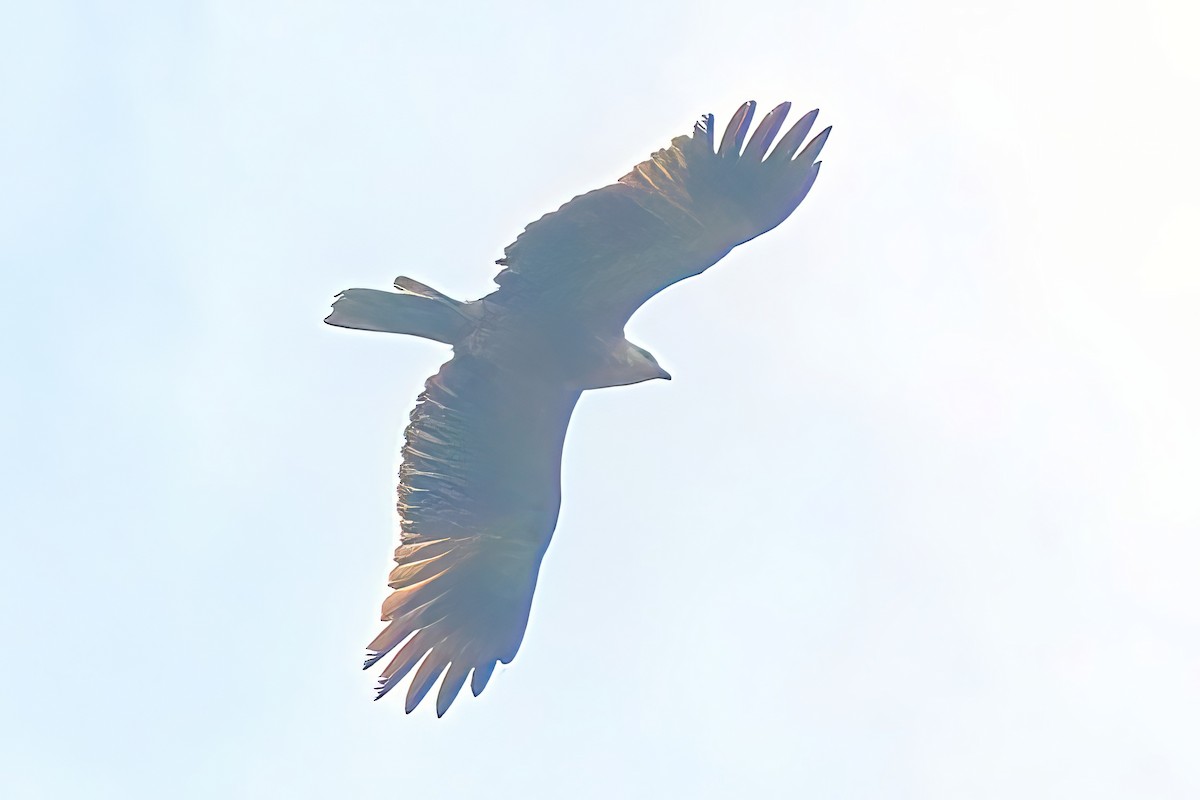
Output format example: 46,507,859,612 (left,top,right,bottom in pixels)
491,101,830,327
365,353,580,716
